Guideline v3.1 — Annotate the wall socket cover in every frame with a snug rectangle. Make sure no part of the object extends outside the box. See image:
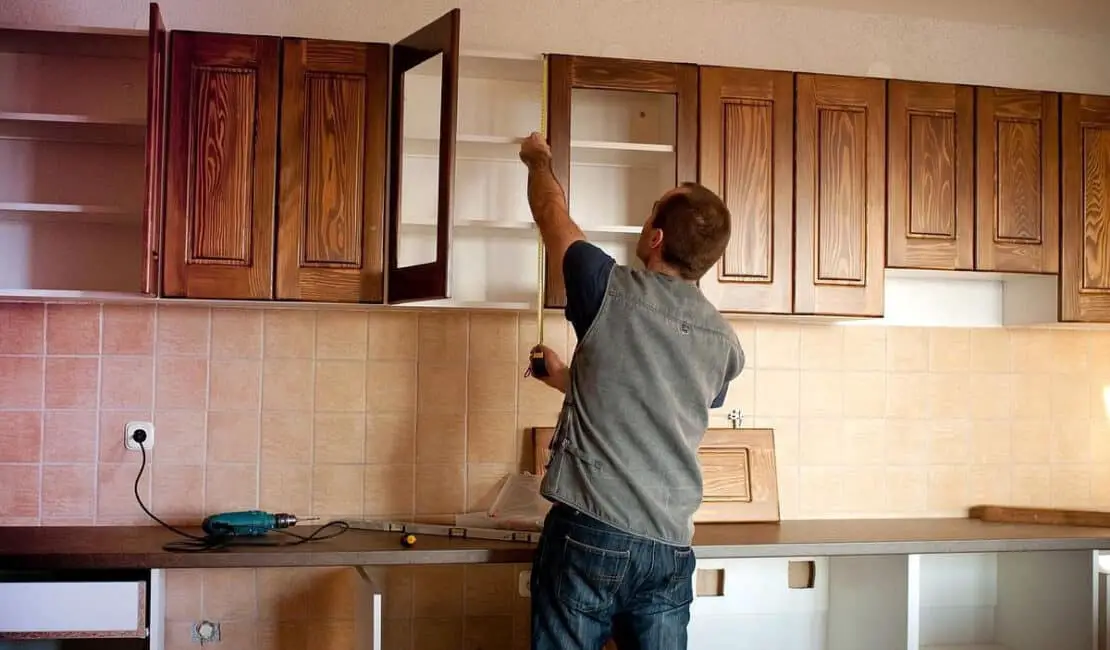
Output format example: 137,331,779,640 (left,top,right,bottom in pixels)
124,421,155,451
